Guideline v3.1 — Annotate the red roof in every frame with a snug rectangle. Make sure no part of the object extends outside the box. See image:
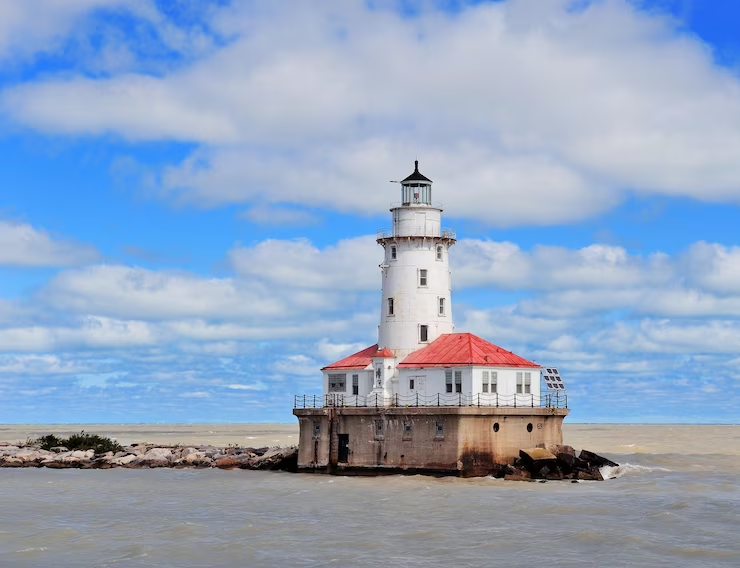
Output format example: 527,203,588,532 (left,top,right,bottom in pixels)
321,344,378,371
397,333,540,368
373,348,395,358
